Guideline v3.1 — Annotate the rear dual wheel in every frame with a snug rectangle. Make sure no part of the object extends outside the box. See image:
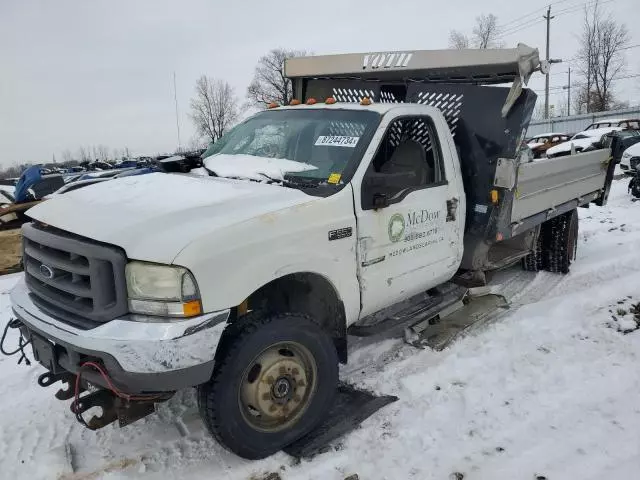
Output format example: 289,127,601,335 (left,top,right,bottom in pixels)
198,312,338,459
521,209,579,274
